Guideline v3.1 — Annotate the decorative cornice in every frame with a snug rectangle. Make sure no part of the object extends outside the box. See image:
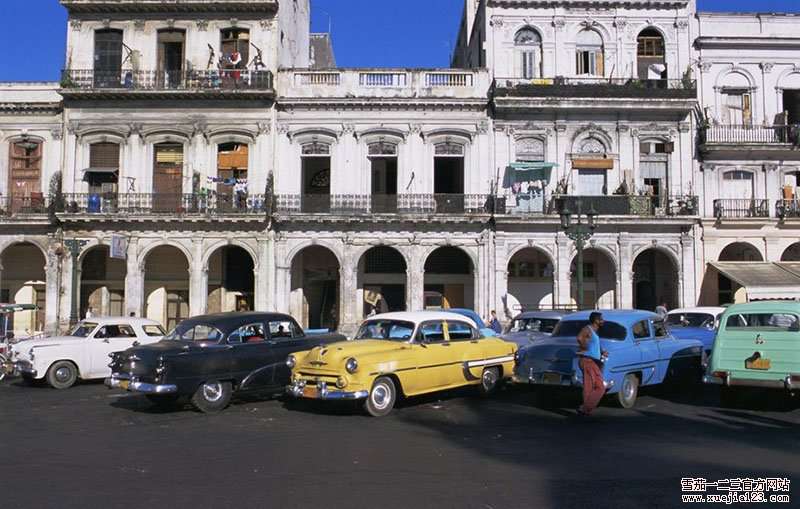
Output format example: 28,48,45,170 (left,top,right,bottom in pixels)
133,19,145,31
69,18,82,31
760,62,775,74
196,19,209,31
